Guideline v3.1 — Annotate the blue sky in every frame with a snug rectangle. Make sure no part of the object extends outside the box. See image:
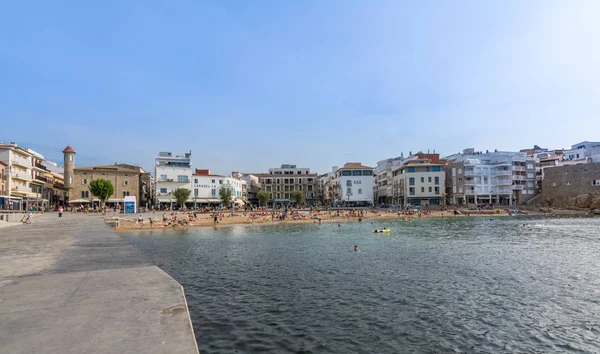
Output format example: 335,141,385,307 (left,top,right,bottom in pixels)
1,0,599,175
